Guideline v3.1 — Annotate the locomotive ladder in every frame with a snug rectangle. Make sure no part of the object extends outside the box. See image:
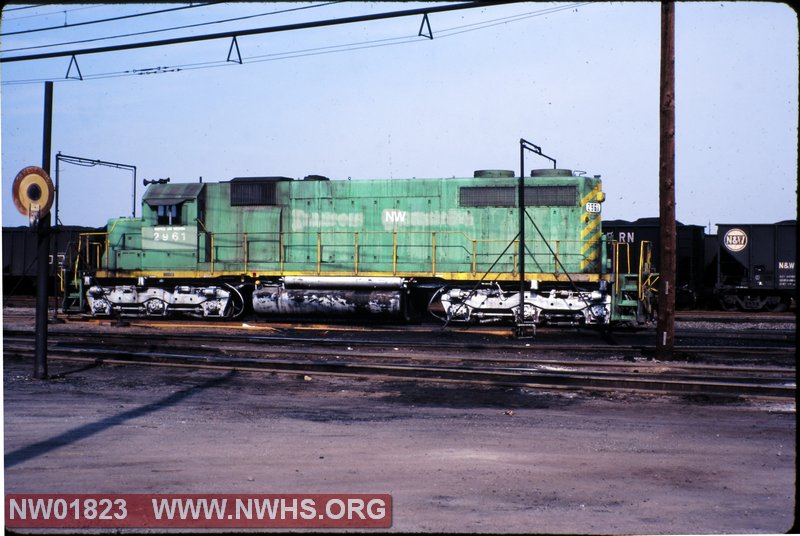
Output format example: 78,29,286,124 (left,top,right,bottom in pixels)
612,240,657,323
